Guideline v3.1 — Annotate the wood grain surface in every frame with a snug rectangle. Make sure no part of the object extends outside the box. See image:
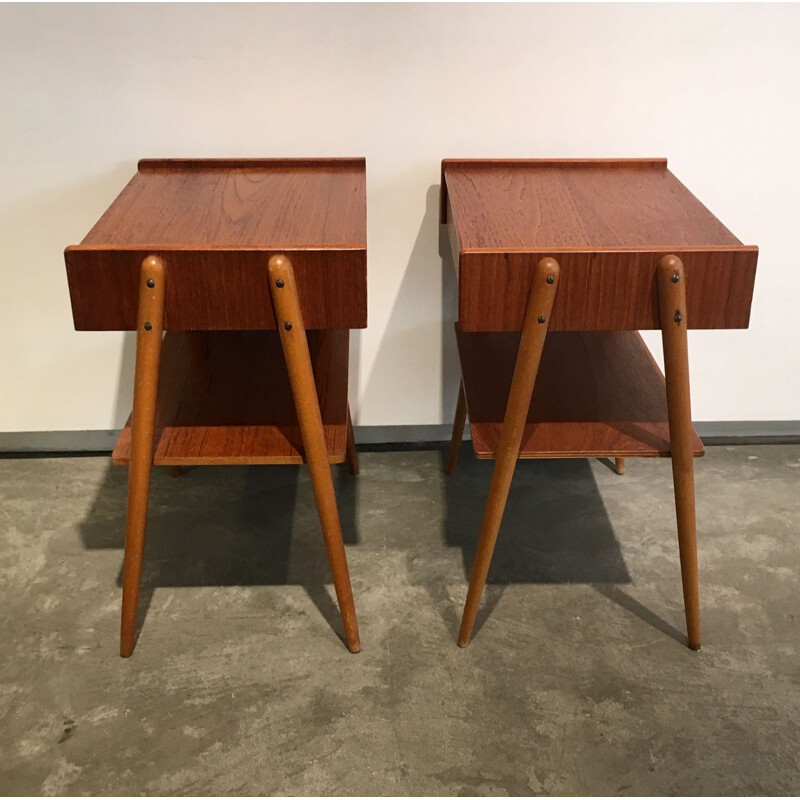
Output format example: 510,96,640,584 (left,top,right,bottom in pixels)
84,159,365,247
657,255,702,648
112,330,349,465
442,159,757,331
66,158,367,330
457,247,756,331
456,327,705,458
66,247,366,330
120,255,166,656
267,253,361,653
443,159,739,249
